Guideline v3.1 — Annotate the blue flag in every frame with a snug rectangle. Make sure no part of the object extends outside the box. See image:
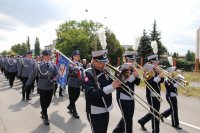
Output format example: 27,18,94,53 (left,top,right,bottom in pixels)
56,52,69,90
